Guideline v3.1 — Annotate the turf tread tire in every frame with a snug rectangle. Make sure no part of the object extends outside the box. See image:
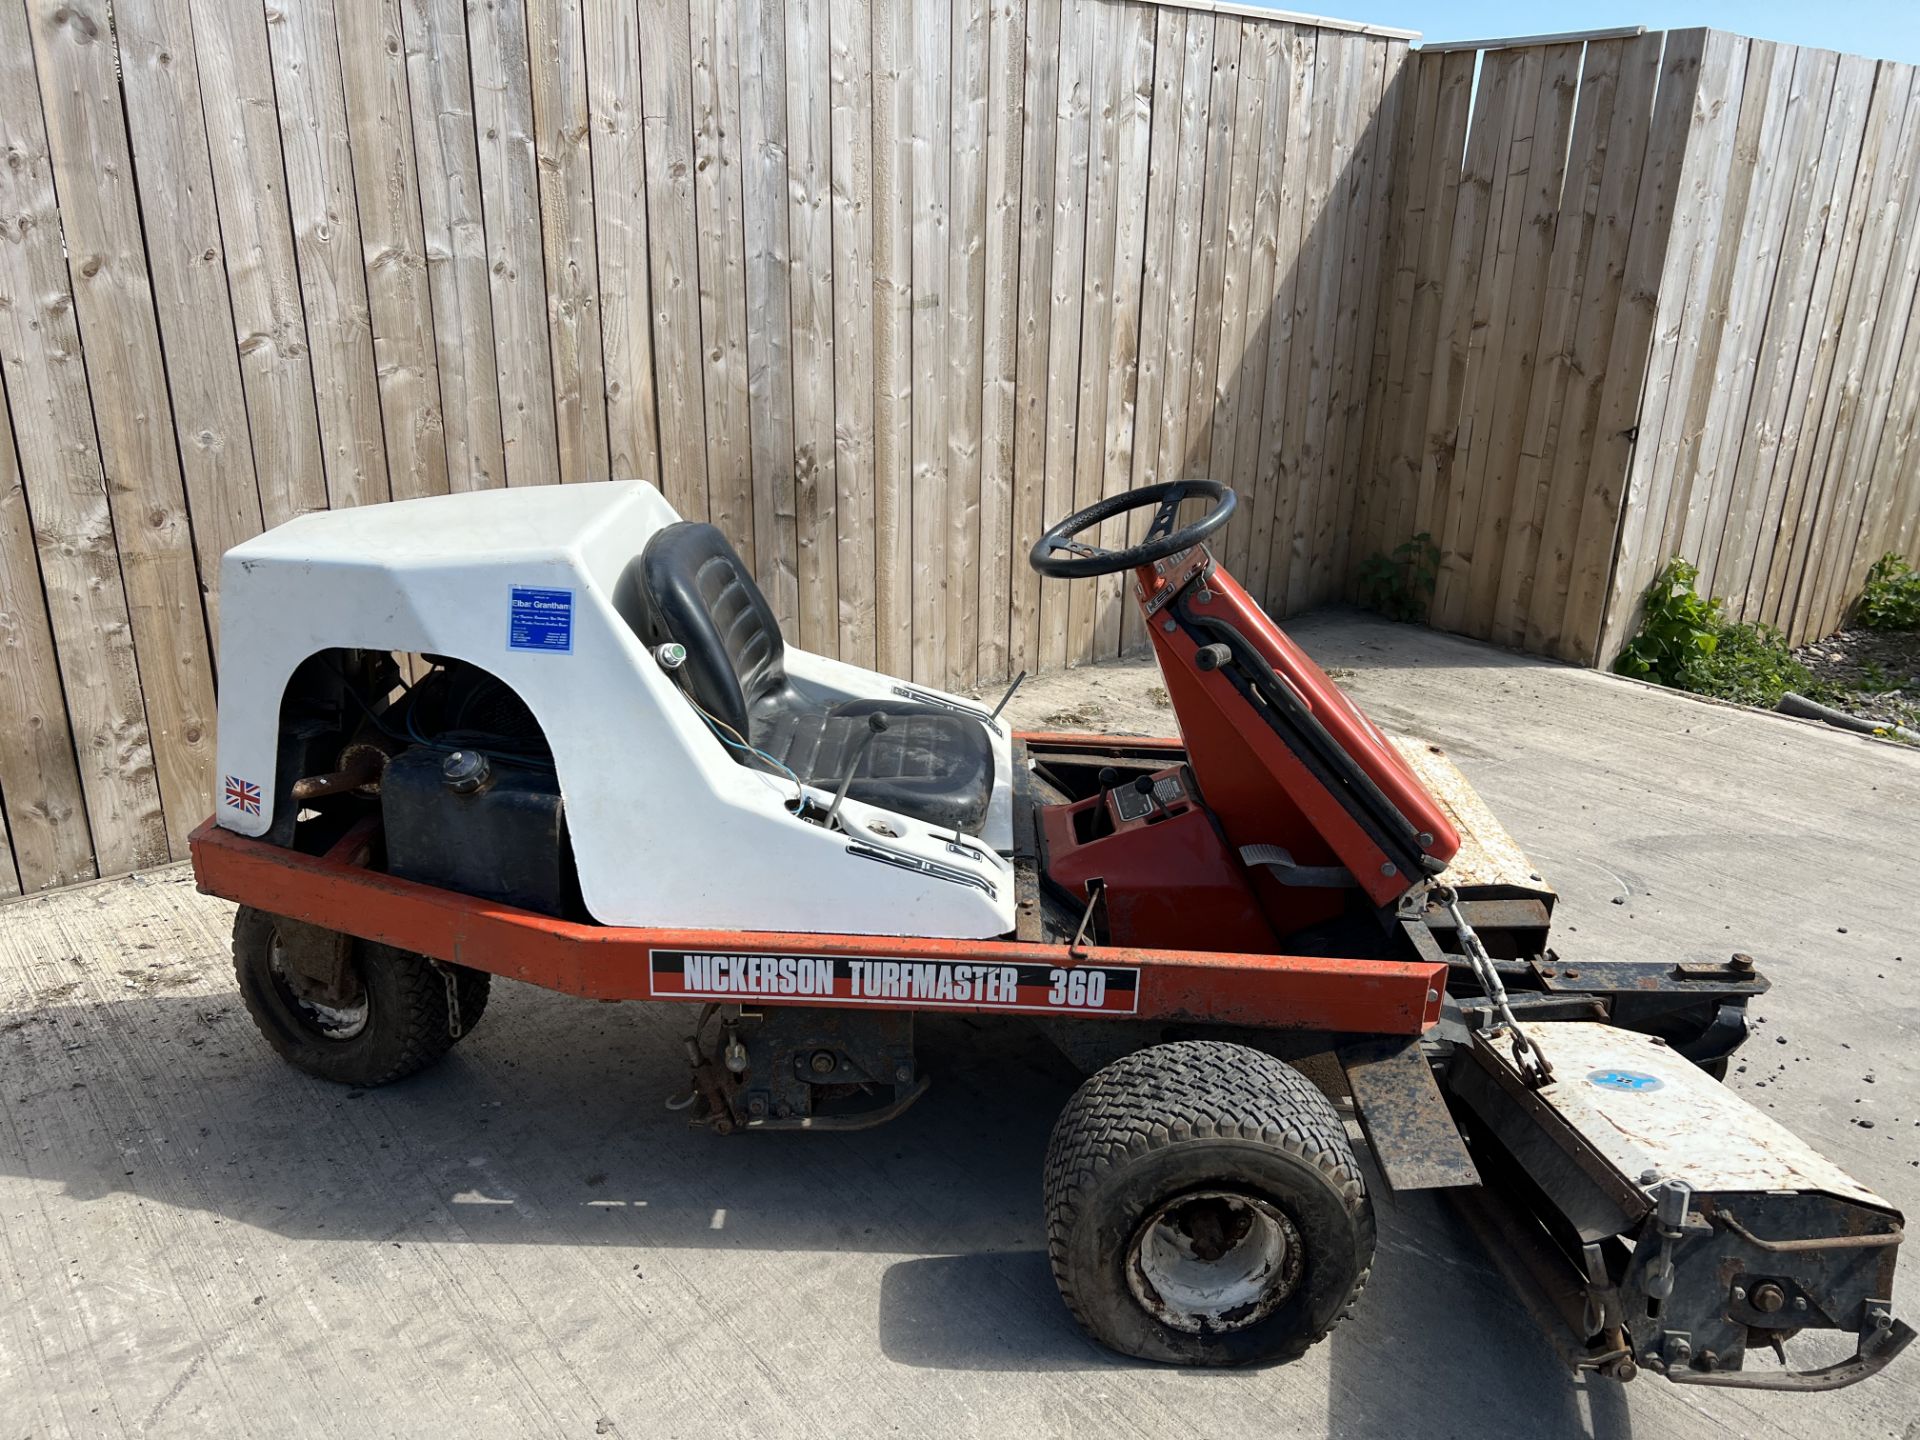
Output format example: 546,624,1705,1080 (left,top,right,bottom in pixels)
232,906,489,1087
1043,1040,1374,1366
